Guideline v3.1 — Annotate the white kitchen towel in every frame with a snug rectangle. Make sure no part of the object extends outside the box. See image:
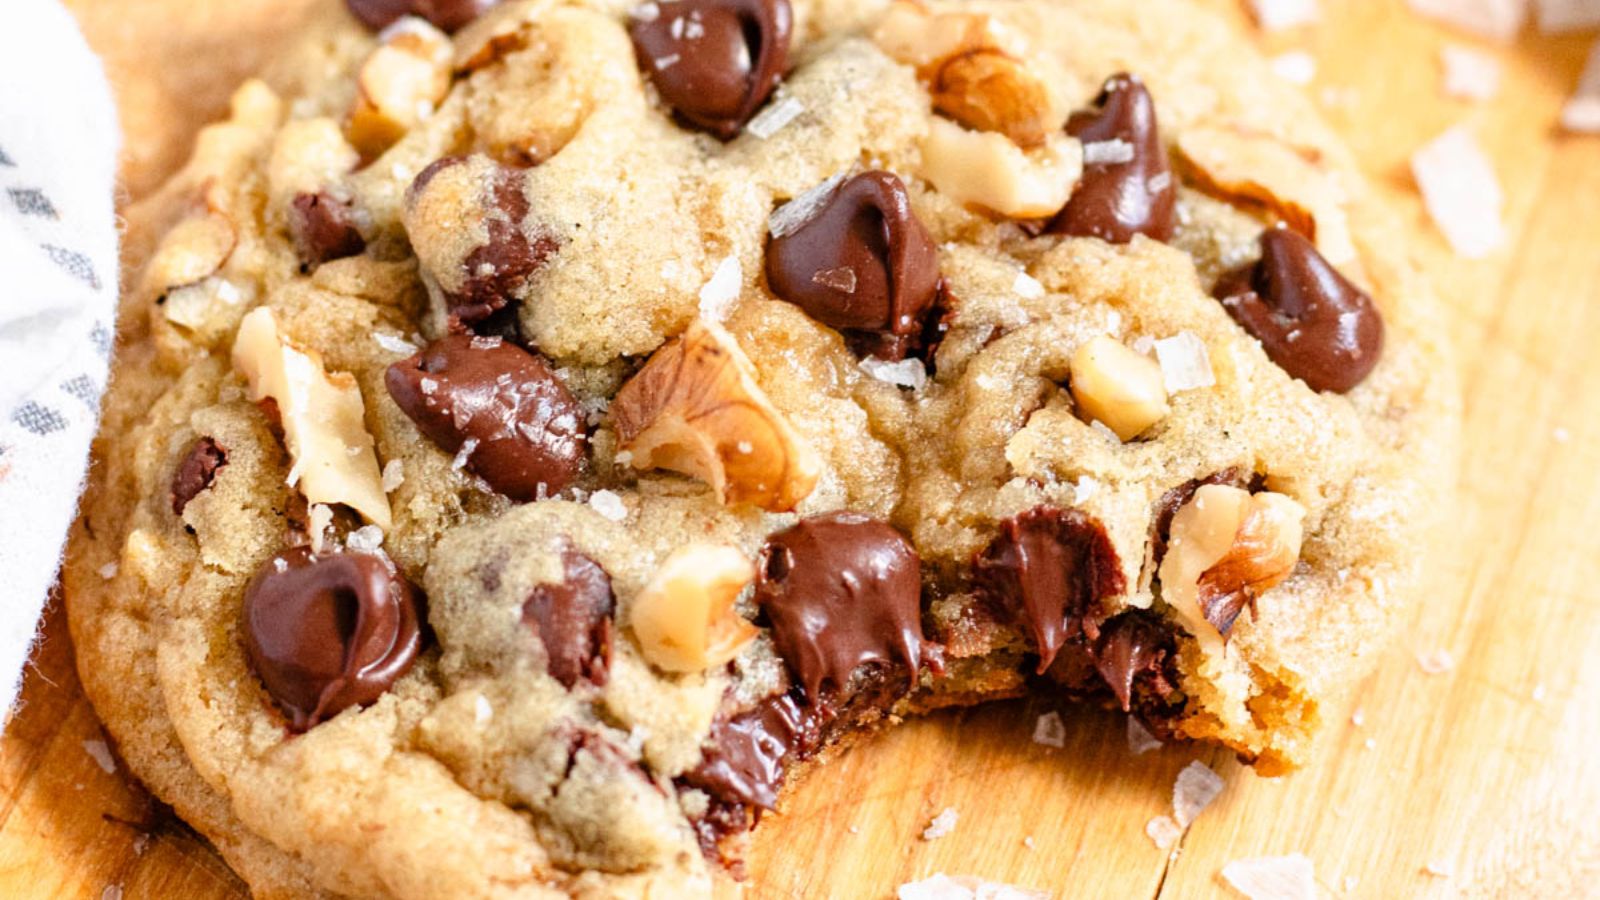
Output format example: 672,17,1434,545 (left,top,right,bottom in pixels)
0,1,119,719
